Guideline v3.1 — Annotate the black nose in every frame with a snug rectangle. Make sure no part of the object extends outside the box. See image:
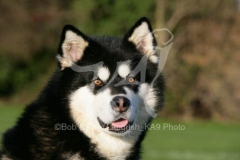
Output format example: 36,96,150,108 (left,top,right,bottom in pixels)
110,96,130,113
